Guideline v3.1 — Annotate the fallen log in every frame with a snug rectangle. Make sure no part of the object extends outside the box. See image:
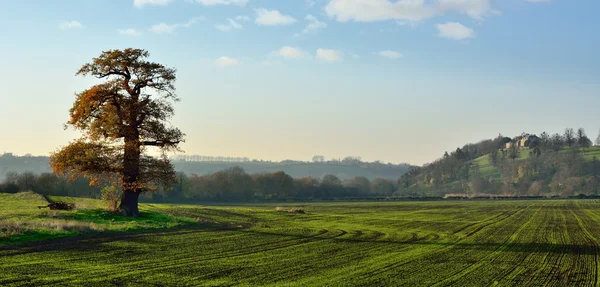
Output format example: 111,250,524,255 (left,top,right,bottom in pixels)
37,202,75,210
